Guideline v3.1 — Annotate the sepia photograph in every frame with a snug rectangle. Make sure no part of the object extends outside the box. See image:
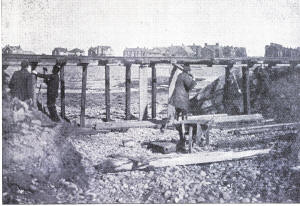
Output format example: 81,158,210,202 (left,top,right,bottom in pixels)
2,0,300,204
